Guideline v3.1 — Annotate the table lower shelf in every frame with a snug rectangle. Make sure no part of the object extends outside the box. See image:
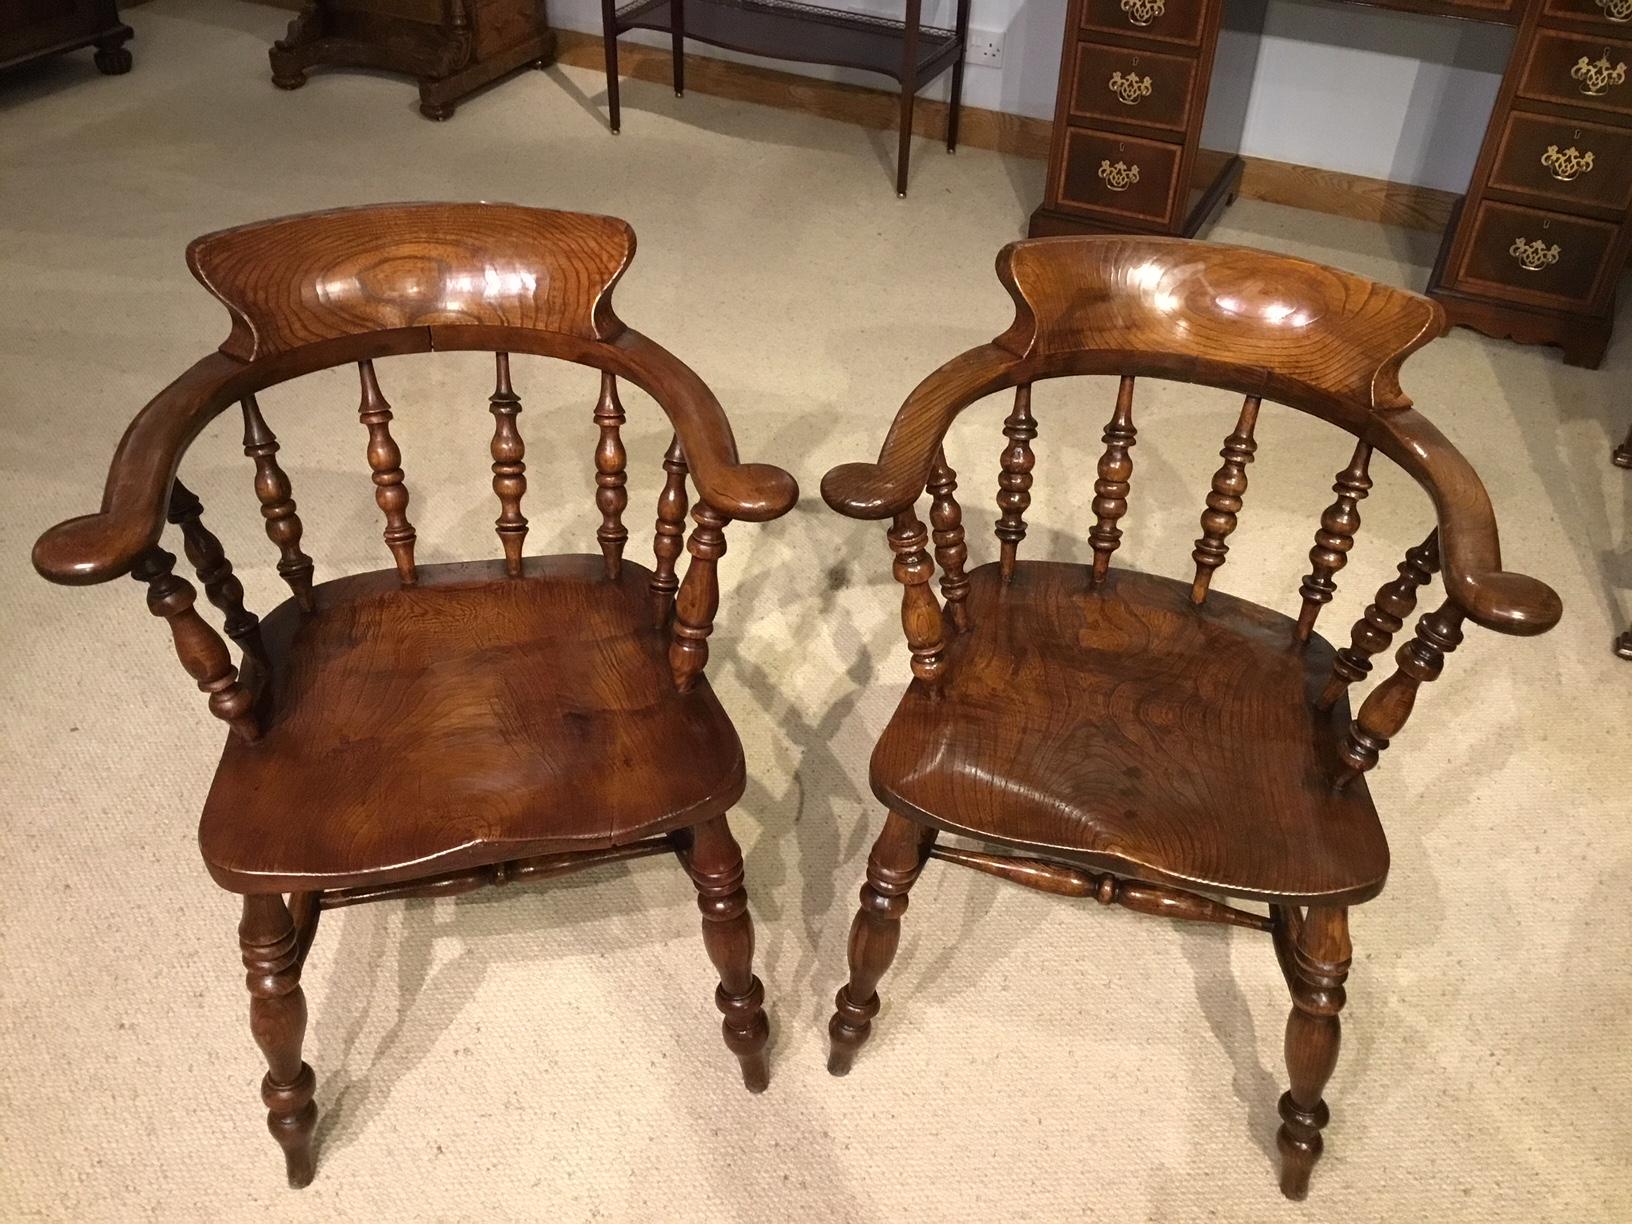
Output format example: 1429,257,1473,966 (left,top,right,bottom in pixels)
613,0,960,86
